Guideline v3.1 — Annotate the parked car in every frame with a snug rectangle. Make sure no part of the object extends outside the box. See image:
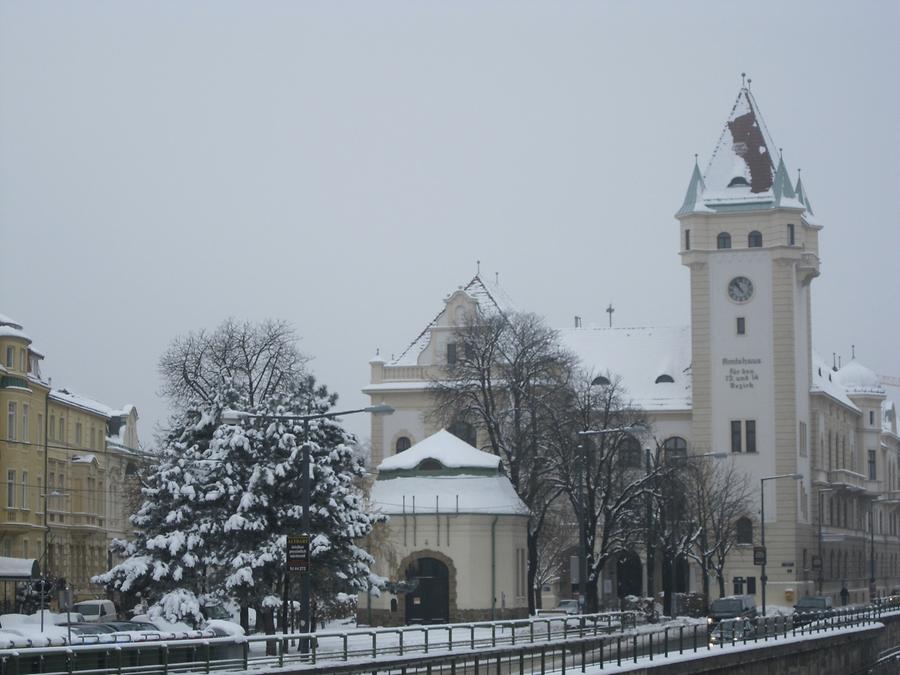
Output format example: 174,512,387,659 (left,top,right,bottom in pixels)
793,595,834,625
59,622,117,635
707,595,756,625
72,600,117,624
556,599,580,615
